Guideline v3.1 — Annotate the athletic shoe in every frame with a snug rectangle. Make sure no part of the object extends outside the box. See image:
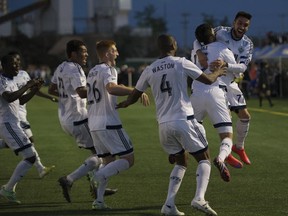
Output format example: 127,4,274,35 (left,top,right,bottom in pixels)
87,173,118,199
225,154,243,168
39,165,56,178
191,199,217,216
92,200,111,210
161,204,185,215
213,157,231,182
0,186,21,204
58,176,72,203
232,145,251,165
